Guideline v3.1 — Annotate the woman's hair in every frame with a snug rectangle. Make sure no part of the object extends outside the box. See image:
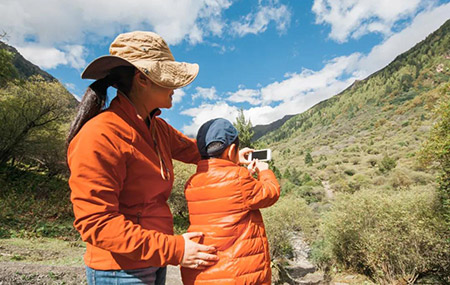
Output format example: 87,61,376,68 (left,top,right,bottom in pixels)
66,66,135,146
